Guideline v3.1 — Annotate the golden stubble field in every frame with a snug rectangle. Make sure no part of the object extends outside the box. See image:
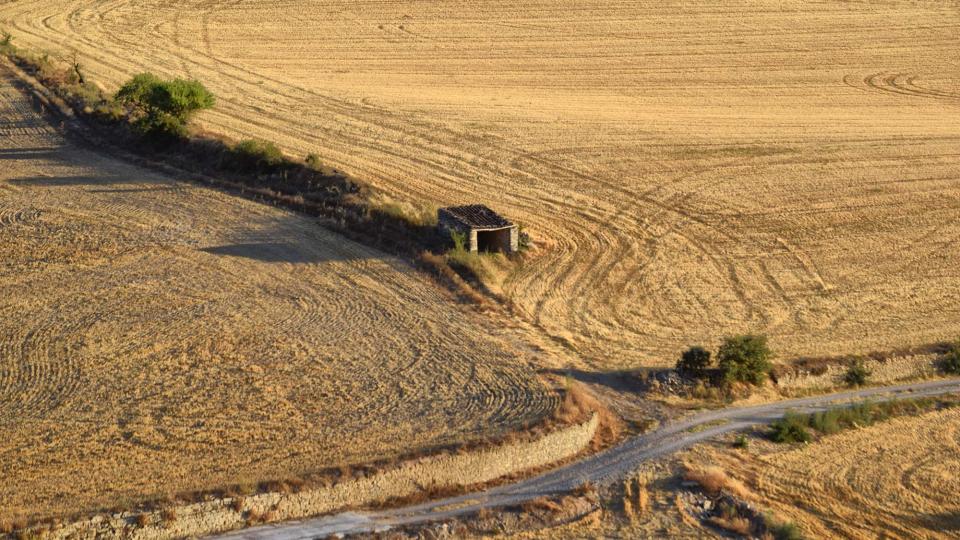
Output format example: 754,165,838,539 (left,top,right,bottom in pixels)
0,79,556,519
724,408,960,539
2,0,959,367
